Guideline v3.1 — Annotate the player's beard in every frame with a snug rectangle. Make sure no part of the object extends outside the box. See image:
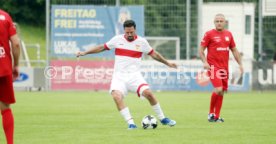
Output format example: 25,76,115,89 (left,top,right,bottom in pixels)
127,36,134,41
